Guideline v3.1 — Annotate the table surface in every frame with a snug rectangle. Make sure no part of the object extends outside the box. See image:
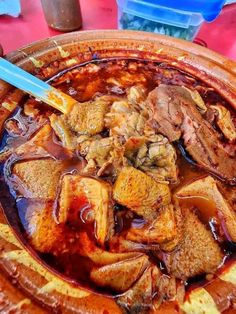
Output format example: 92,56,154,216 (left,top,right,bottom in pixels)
0,0,235,61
